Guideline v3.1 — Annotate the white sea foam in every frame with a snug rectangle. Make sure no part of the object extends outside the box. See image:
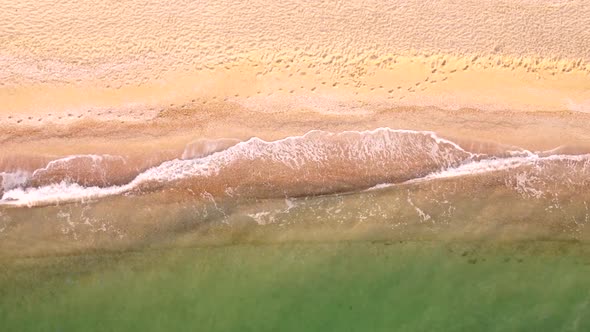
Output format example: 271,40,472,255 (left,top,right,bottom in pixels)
3,128,582,208
426,154,590,181
367,153,590,189
1,182,132,207
0,171,31,192
403,156,537,184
